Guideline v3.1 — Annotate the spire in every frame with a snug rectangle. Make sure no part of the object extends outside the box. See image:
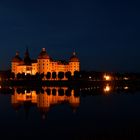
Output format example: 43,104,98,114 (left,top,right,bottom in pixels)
25,47,29,57
69,49,79,62
16,51,19,56
73,51,76,56
24,47,31,65
73,49,76,56
42,48,46,52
